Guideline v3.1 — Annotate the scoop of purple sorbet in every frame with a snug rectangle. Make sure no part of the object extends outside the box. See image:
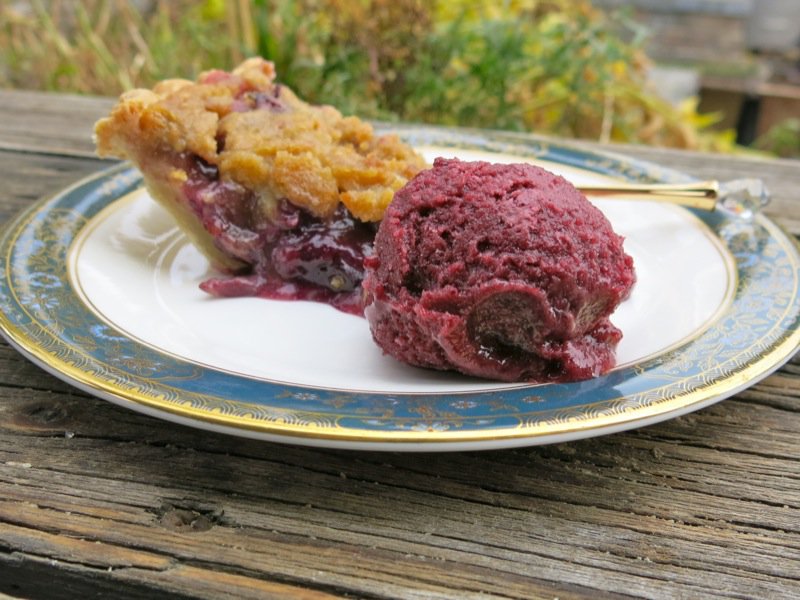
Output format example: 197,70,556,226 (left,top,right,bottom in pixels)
362,158,636,383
